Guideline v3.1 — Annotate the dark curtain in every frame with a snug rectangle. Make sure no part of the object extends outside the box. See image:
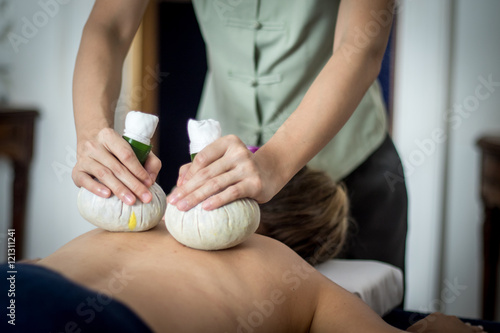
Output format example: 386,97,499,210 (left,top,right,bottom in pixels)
157,2,207,192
